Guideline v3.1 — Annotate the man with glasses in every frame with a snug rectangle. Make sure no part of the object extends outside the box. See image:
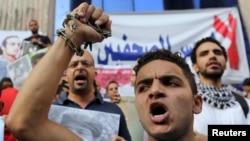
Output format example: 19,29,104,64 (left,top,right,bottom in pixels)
52,50,131,141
